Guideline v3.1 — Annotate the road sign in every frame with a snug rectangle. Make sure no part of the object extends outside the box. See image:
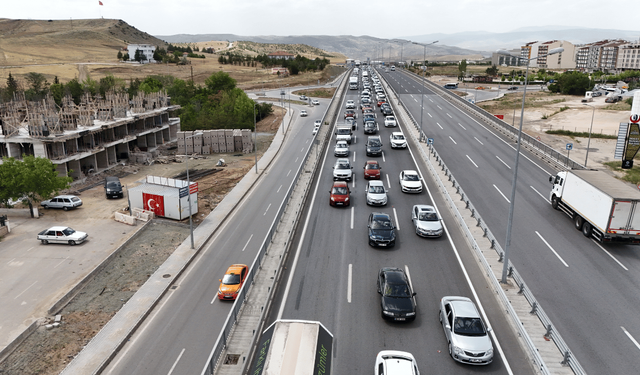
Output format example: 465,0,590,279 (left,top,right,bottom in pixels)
631,114,640,123
566,143,573,150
